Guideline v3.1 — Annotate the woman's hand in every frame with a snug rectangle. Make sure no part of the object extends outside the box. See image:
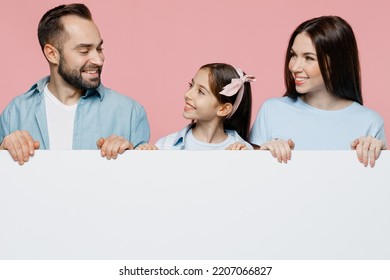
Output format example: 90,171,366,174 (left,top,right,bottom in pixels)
350,136,386,167
259,138,295,163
